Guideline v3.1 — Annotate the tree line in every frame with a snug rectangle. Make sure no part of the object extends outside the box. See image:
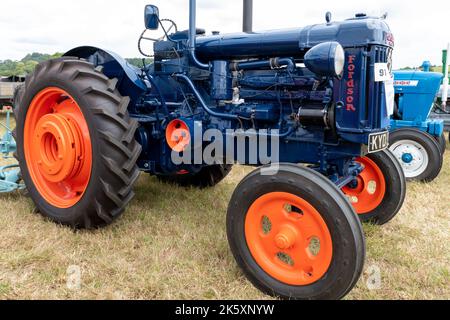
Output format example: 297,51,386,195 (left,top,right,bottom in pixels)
1,53,152,77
